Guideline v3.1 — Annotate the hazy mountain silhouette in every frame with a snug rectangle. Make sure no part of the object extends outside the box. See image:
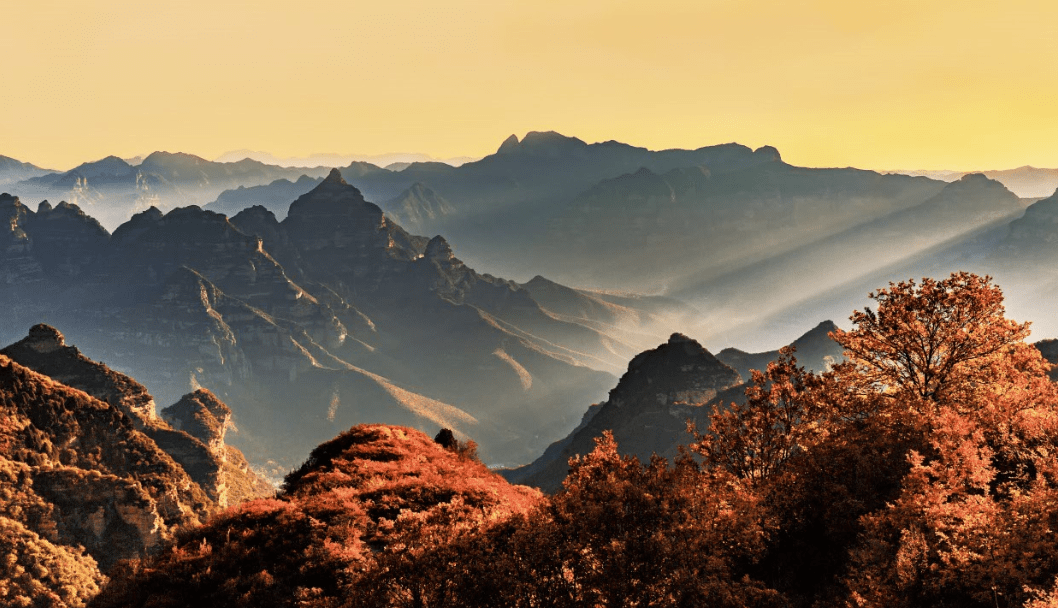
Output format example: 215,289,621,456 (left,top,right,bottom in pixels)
0,154,53,185
668,174,1026,346
890,166,1058,199
10,152,332,230
205,174,323,218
